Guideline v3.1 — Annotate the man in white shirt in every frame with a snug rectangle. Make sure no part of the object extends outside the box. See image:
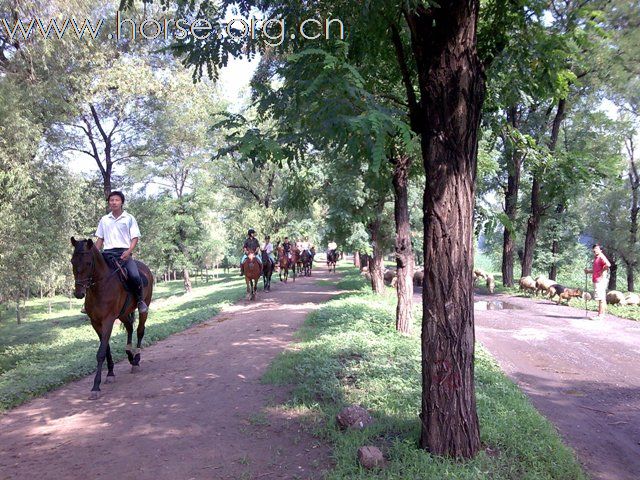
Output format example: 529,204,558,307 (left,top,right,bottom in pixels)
95,191,148,313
